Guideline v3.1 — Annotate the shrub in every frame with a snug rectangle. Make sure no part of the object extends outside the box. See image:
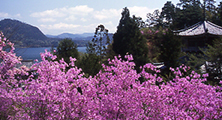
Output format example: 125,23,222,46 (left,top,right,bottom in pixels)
0,32,222,119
